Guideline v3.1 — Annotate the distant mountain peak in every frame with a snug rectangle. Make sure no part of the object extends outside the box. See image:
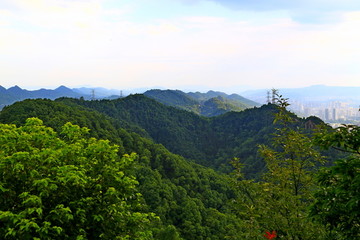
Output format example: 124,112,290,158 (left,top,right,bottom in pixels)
54,86,77,95
8,85,22,91
55,85,71,91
